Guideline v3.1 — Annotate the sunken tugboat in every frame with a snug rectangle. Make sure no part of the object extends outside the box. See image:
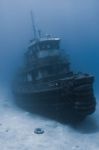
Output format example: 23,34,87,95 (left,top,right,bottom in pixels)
13,33,96,121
